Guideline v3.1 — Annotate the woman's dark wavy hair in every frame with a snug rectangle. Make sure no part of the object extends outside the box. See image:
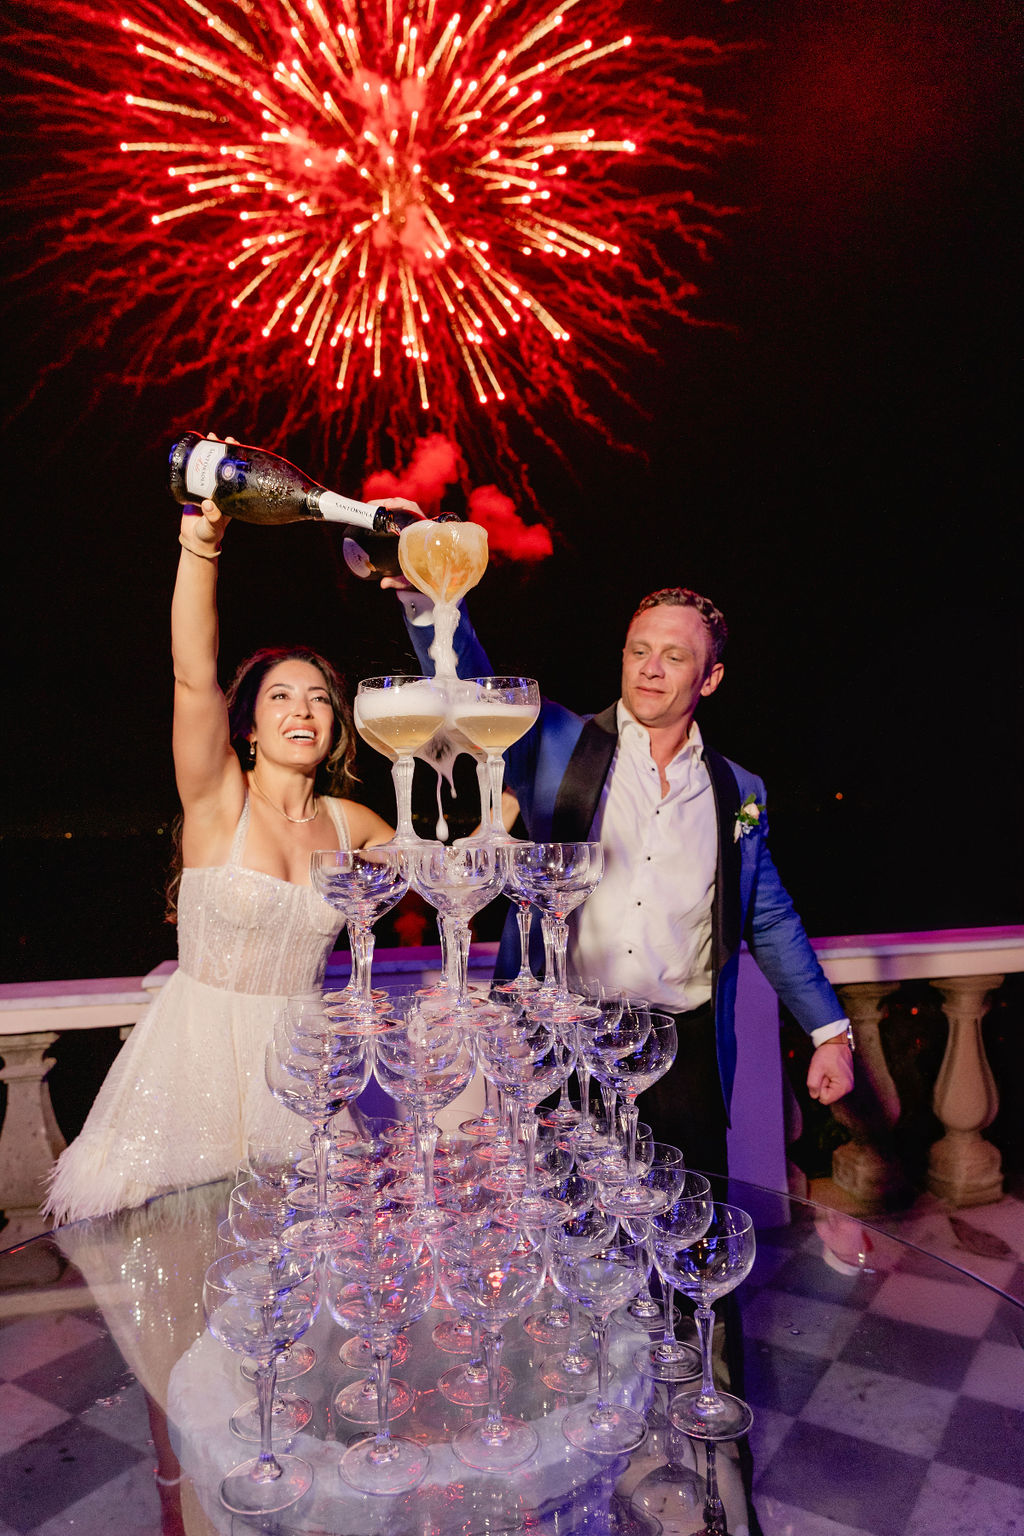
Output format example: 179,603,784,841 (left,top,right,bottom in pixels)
165,645,356,921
